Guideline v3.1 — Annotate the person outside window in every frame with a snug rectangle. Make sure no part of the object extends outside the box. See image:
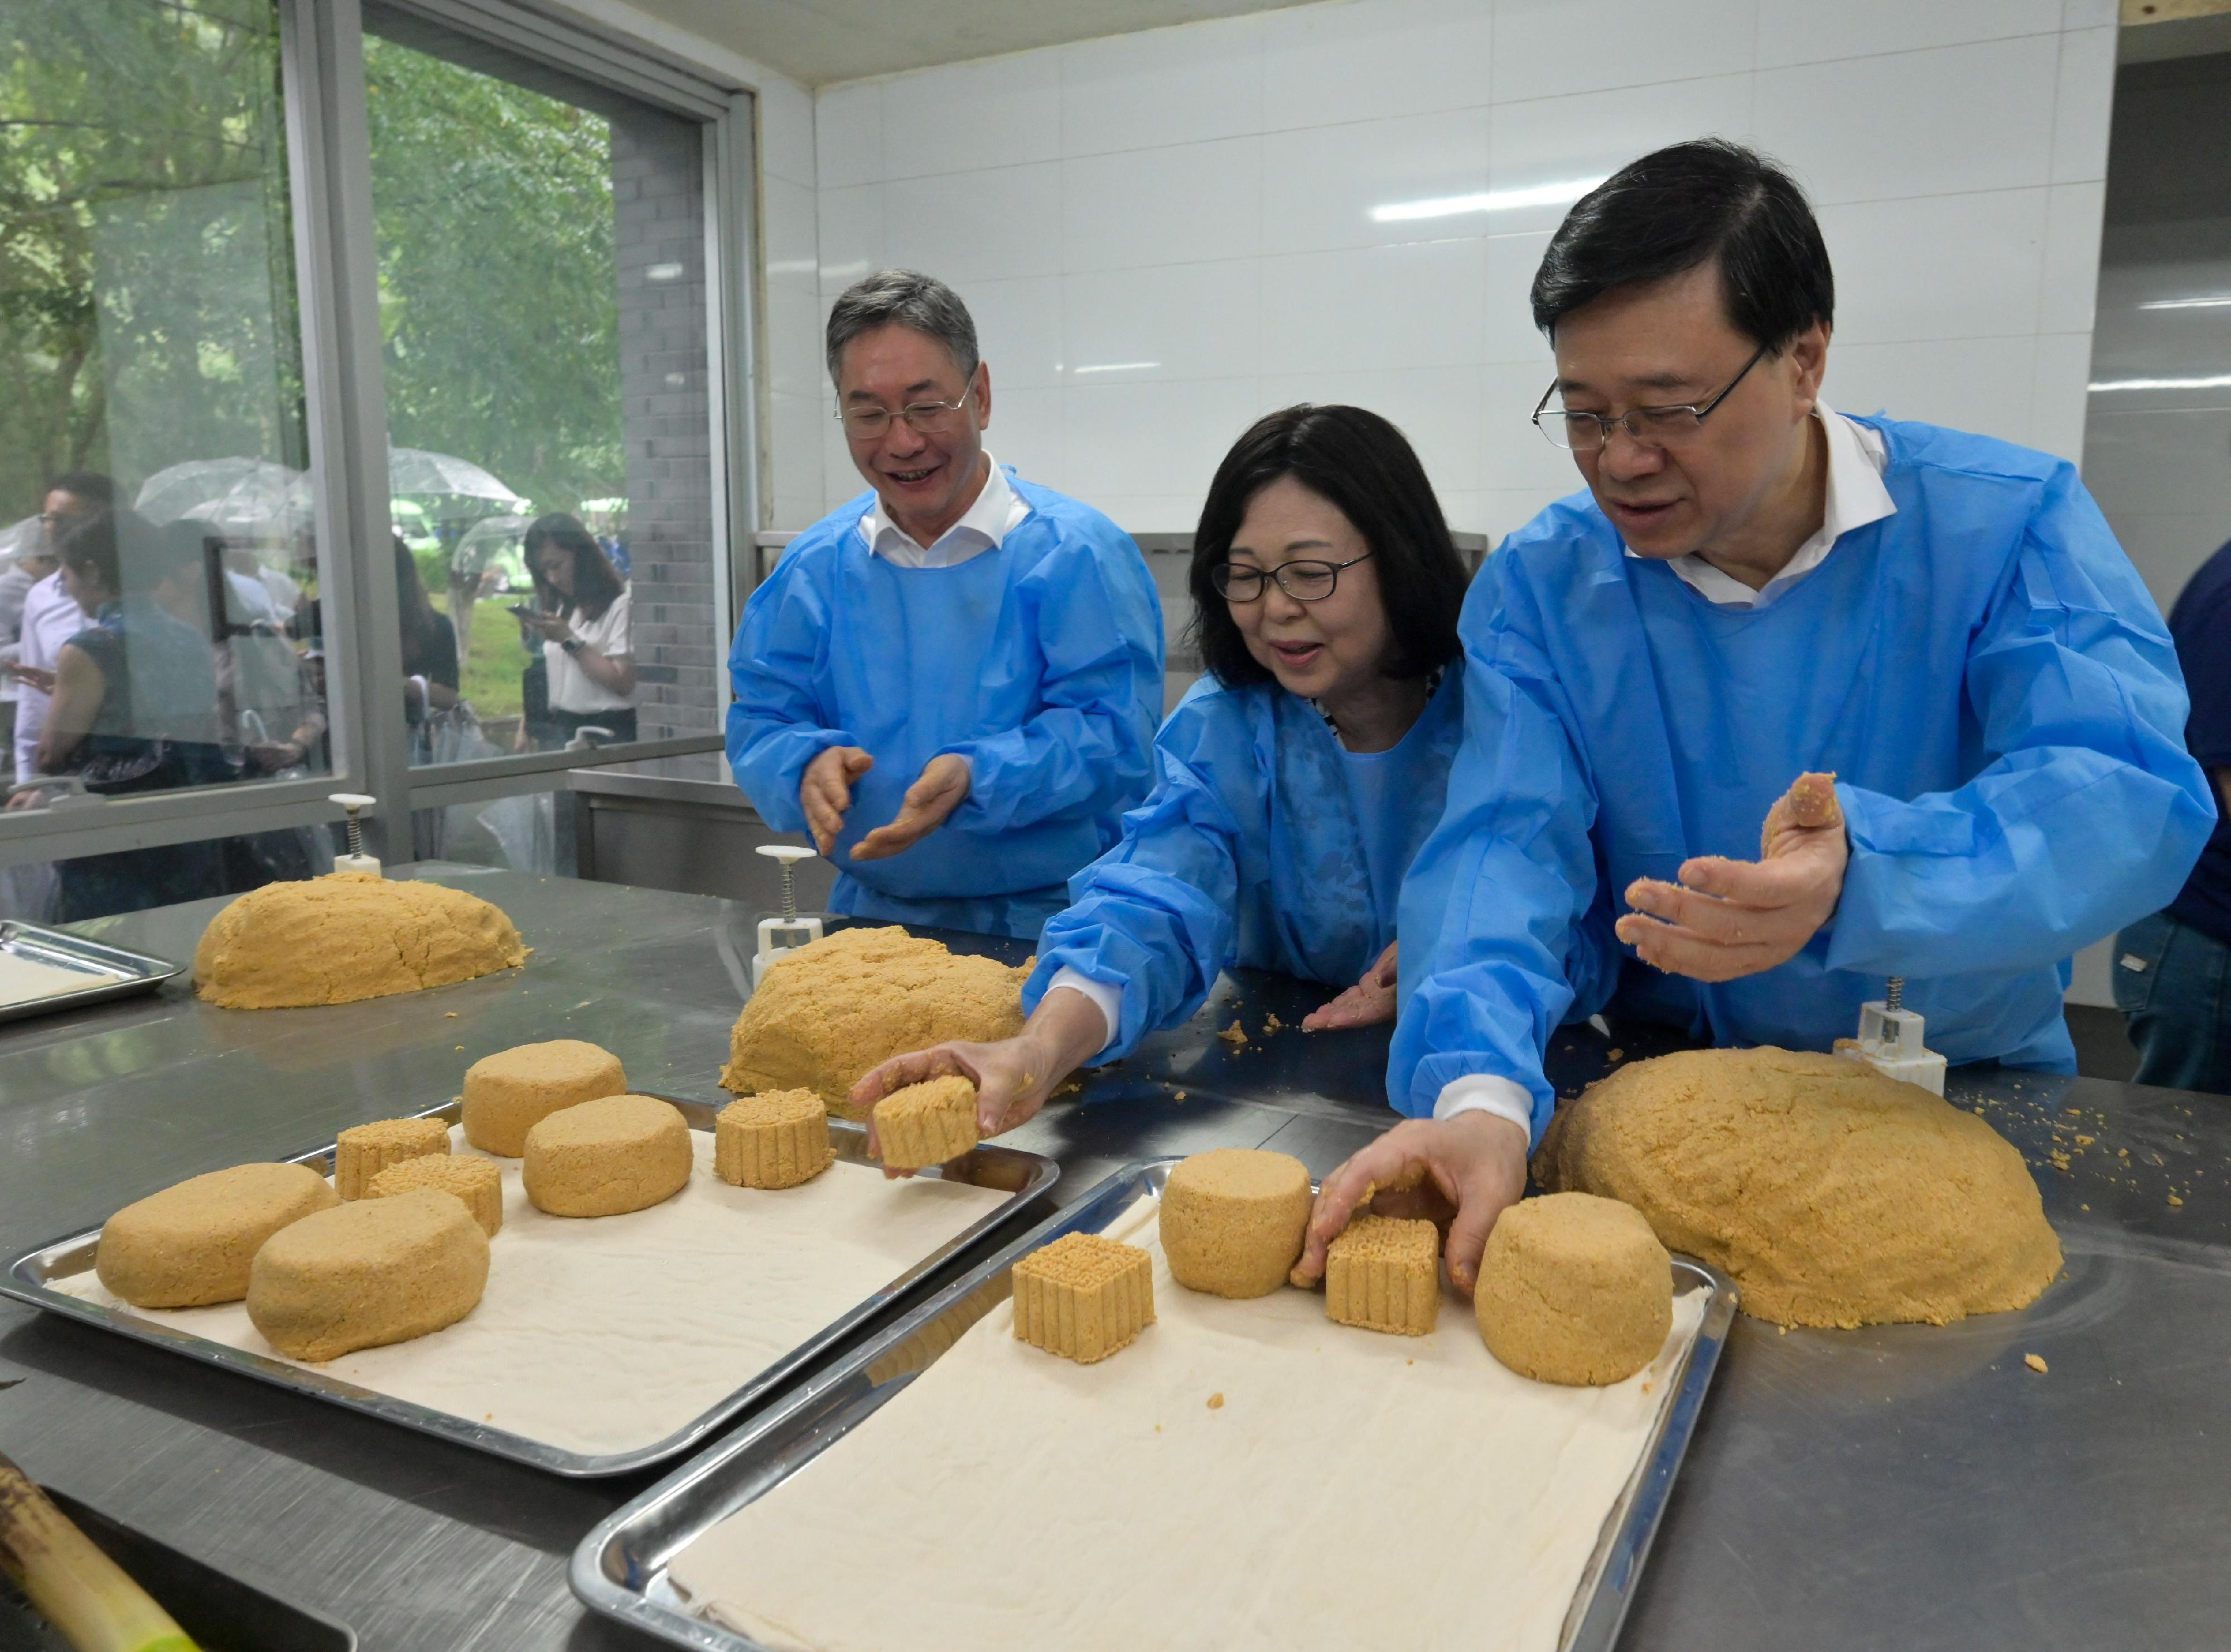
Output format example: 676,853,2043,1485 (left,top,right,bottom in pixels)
516,511,634,748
